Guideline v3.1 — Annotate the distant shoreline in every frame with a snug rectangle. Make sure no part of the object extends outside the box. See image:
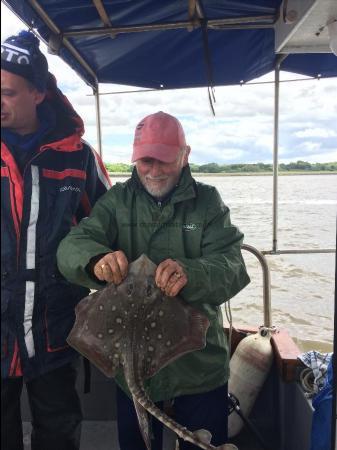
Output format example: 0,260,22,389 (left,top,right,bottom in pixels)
109,171,337,177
